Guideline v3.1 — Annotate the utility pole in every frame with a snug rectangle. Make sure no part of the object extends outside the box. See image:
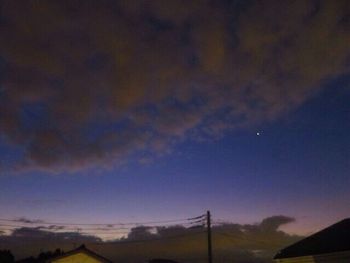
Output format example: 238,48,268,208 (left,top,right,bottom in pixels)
207,210,213,263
